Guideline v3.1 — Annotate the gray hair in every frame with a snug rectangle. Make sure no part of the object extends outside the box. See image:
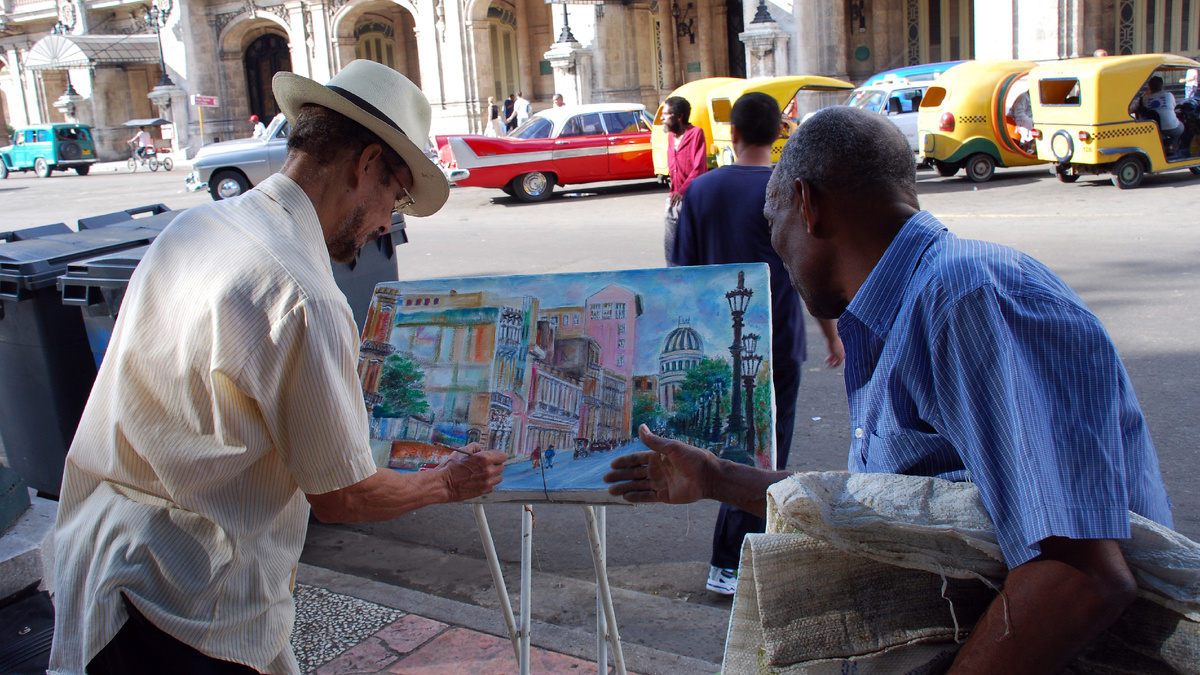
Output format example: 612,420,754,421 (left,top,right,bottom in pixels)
767,106,917,207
